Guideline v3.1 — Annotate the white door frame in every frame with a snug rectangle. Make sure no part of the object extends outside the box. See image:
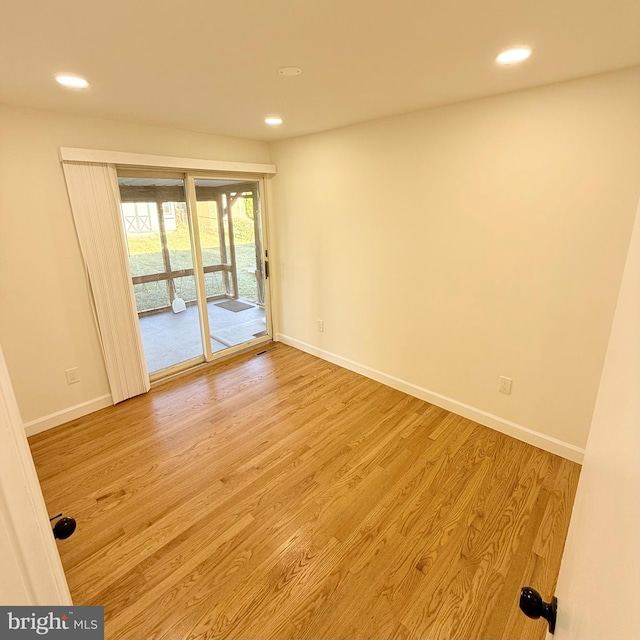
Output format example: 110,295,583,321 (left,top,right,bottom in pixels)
0,345,72,605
